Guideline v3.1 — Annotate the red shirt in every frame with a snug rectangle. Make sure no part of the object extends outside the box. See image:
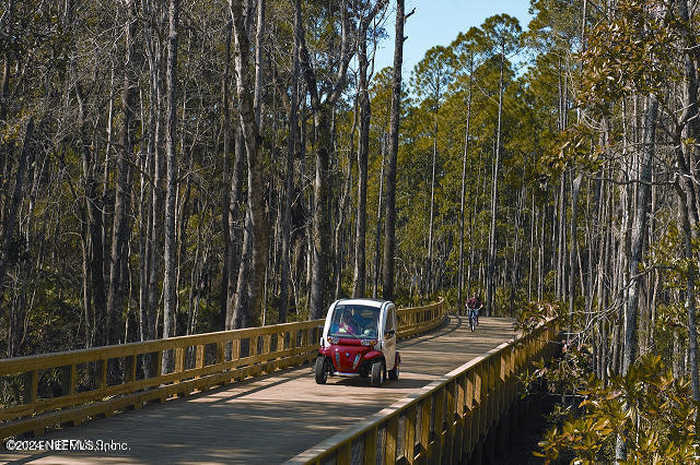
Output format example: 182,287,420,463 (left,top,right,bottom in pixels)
467,297,481,309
